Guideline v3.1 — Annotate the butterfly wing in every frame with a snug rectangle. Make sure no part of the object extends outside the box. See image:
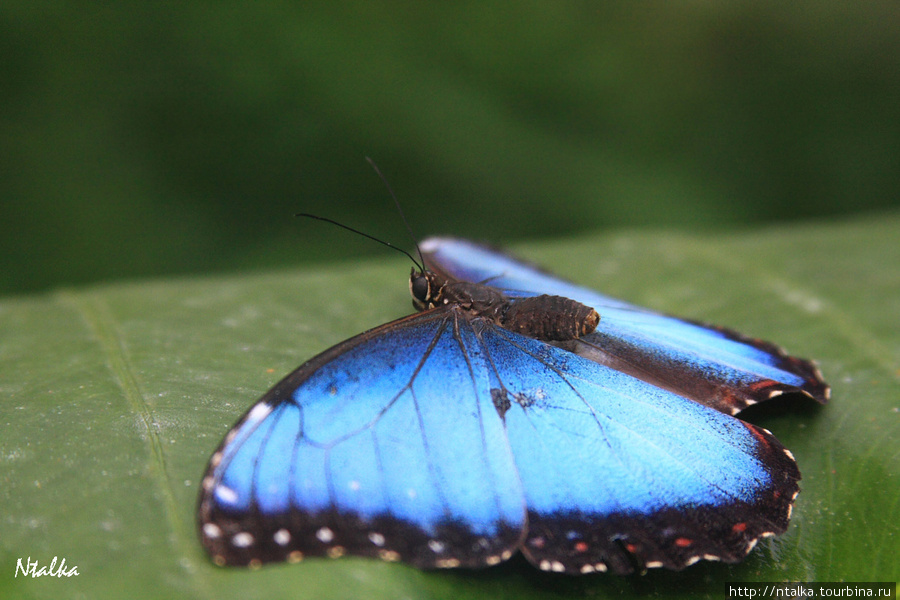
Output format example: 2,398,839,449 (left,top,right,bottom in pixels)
197,309,526,568
477,324,801,574
420,237,829,415
199,305,798,574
